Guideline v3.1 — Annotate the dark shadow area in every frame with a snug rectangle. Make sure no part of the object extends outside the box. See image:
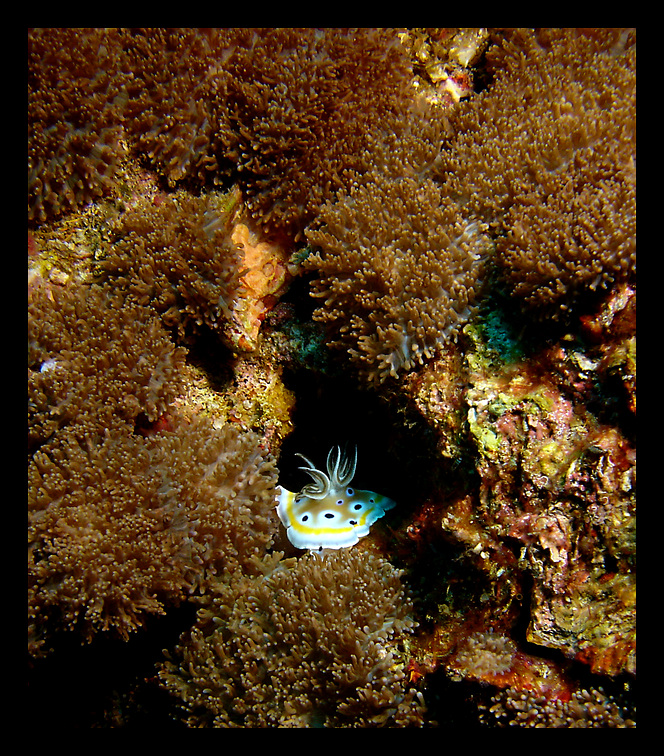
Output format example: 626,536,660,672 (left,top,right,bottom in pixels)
277,364,450,510
26,603,197,728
